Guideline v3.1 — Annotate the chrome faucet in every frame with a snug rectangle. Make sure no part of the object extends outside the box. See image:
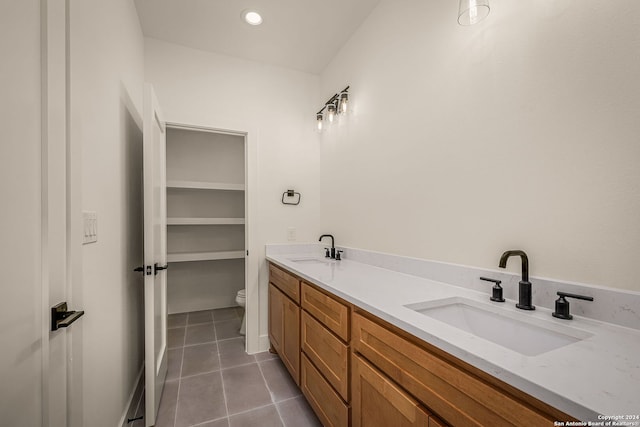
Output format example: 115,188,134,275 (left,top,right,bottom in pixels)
499,250,535,310
319,234,335,259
